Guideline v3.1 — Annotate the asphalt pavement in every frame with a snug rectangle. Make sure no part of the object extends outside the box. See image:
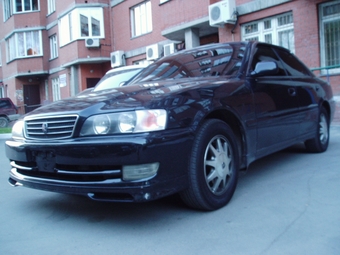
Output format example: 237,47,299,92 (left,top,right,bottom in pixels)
0,126,339,255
